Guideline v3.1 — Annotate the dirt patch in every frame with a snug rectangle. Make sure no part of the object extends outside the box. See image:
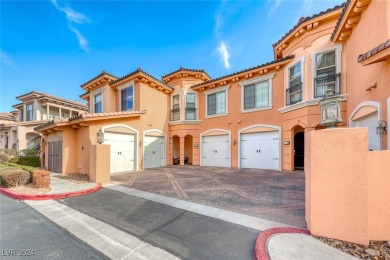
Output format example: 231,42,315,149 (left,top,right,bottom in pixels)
9,183,51,194
314,236,390,259
55,173,90,184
